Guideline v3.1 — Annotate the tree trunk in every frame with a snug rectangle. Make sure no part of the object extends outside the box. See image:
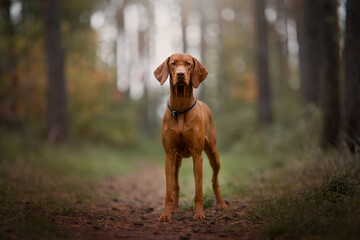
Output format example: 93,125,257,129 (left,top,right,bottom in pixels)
293,0,306,94
42,0,68,142
116,0,130,98
140,0,157,137
255,0,273,125
180,0,188,53
301,0,322,105
0,0,20,121
216,1,231,101
320,0,340,149
198,0,207,100
275,0,289,91
343,0,360,152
